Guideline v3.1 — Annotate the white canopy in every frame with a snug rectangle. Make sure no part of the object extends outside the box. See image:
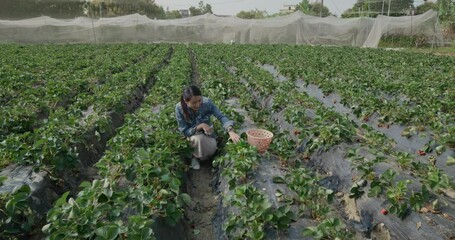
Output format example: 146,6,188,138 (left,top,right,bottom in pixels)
0,10,443,47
